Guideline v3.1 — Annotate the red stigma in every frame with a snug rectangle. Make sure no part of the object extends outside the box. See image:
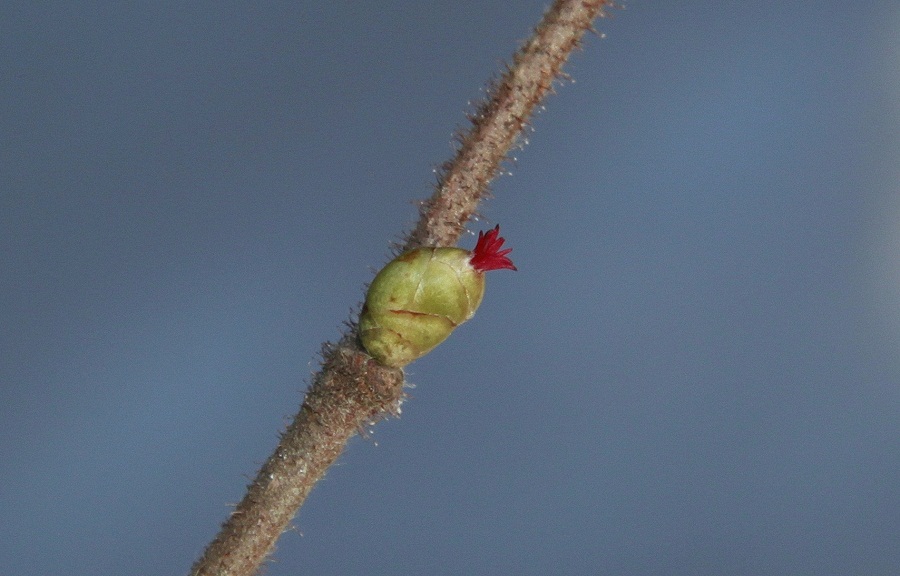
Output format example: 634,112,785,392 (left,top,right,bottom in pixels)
469,225,517,272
